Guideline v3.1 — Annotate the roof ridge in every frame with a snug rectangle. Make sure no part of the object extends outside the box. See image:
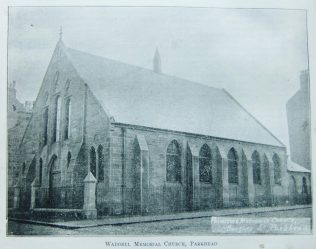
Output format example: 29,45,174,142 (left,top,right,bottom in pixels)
65,46,221,92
